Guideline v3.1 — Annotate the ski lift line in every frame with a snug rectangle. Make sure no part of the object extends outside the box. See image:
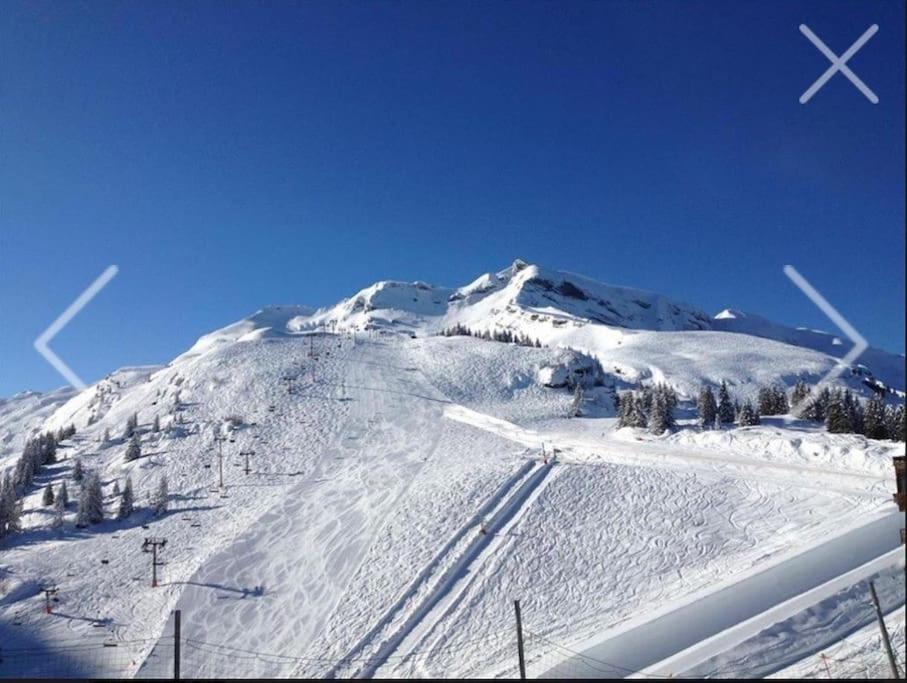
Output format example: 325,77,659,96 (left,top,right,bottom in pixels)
181,629,513,665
